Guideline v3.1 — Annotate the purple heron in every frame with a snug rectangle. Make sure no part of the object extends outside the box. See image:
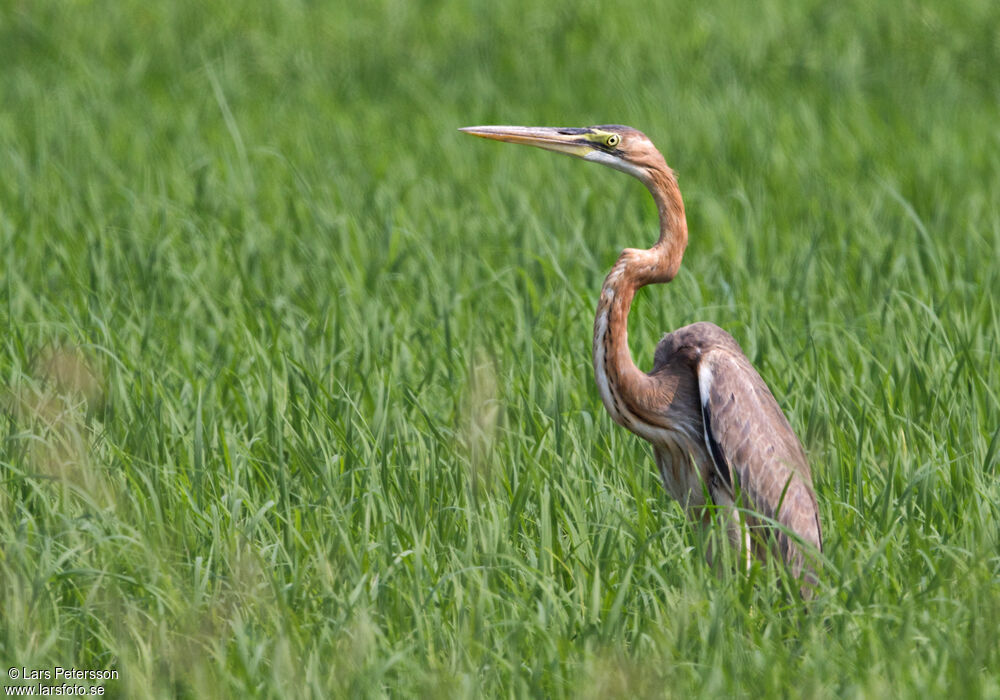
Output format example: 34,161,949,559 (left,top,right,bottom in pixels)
462,124,822,588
